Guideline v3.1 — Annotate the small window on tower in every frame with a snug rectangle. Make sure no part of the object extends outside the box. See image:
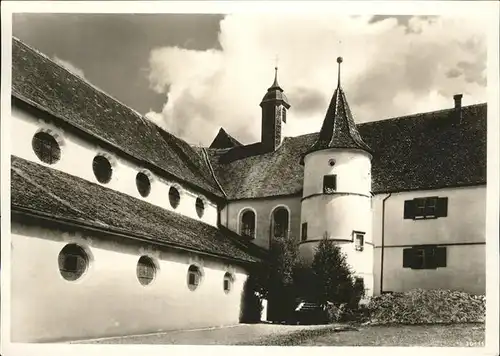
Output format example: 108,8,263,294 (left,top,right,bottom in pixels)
354,232,365,251
301,223,308,242
281,107,287,123
323,175,337,194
